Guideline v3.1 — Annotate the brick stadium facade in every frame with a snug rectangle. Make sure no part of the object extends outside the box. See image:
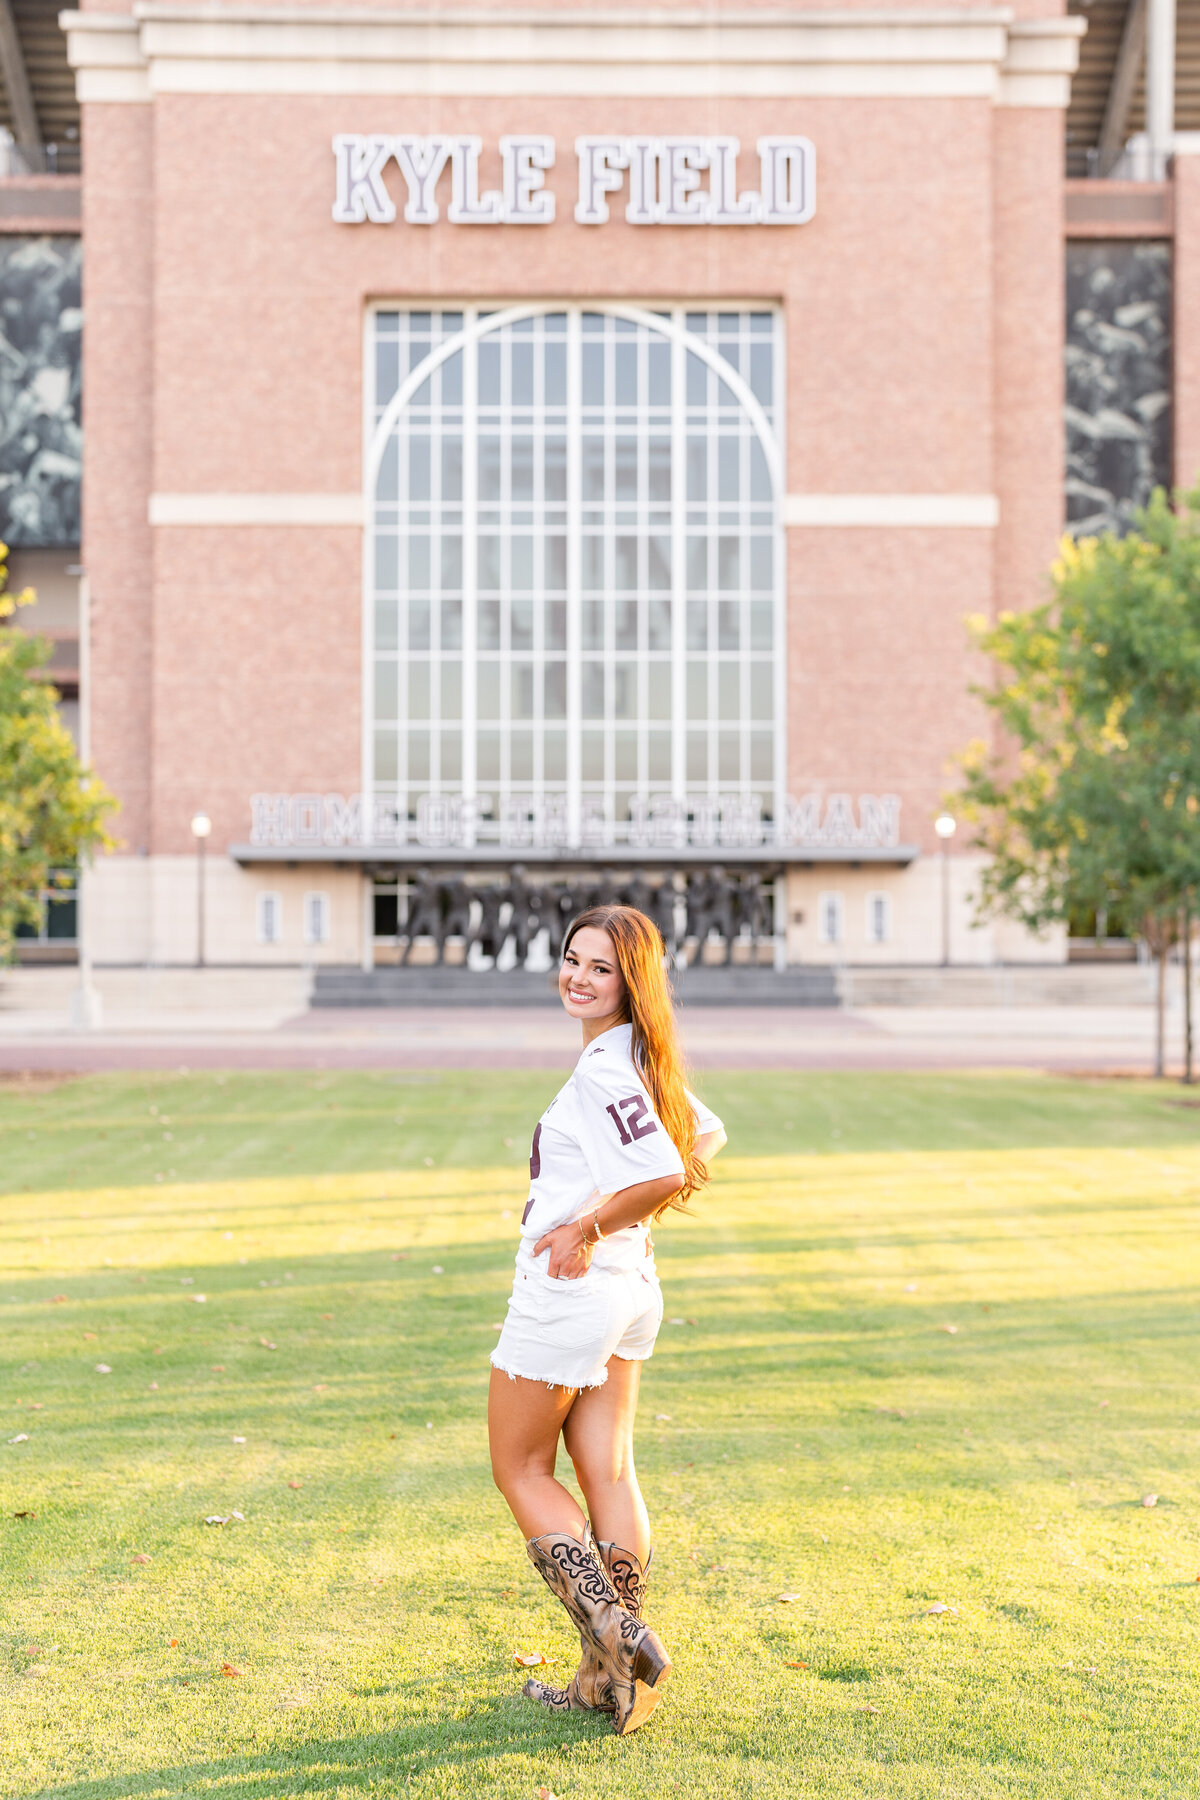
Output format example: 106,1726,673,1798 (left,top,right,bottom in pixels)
6,2,1196,971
